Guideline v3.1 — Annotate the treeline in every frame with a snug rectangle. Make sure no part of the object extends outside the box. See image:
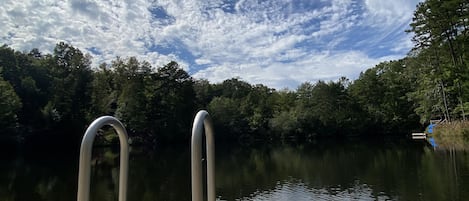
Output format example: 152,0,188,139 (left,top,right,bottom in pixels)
0,0,467,144
0,44,412,143
0,43,197,143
